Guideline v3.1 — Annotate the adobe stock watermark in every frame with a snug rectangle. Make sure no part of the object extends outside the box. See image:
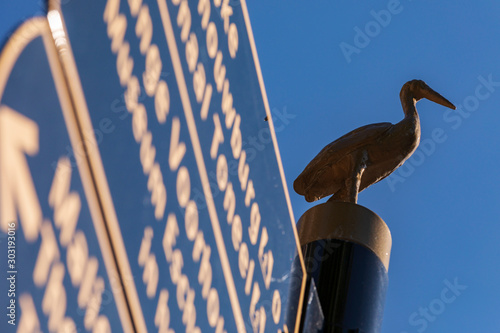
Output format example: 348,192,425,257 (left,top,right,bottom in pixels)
386,73,500,192
401,278,467,333
339,0,405,64
302,238,342,275
50,117,116,171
